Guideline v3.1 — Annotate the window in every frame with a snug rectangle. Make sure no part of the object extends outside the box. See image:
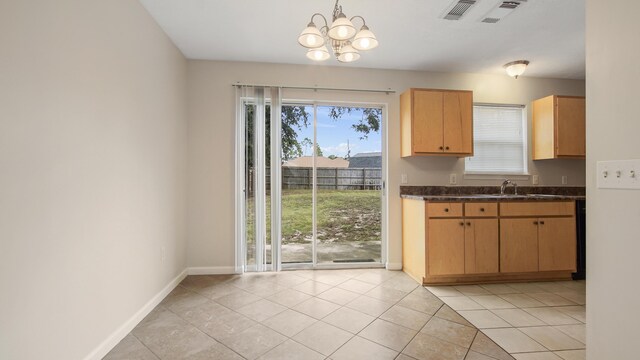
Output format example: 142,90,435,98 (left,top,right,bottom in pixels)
465,104,527,174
